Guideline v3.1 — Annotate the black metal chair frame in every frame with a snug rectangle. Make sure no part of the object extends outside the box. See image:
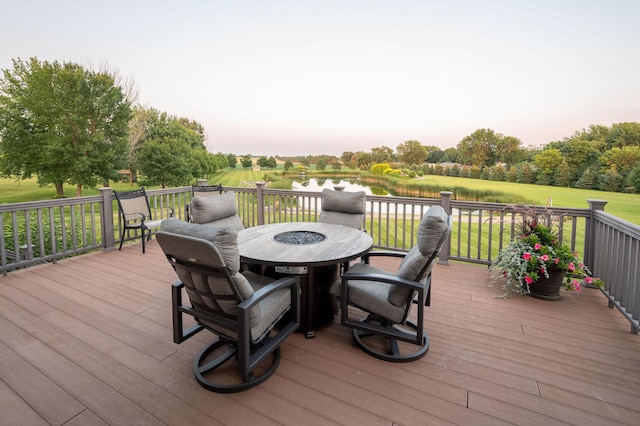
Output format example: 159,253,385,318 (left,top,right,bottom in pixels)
185,184,223,222
113,188,173,253
338,228,450,362
165,246,300,392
